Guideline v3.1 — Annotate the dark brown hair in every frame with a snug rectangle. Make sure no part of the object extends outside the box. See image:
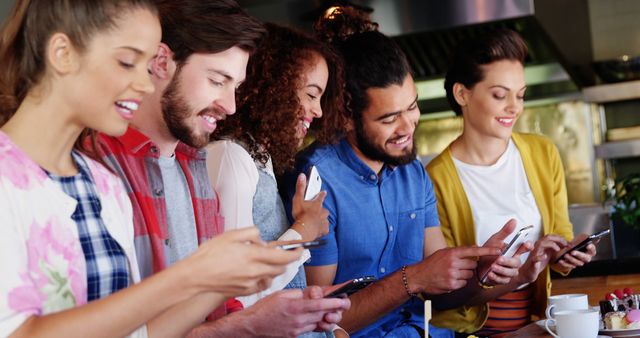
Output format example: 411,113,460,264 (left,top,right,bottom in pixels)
444,28,528,116
215,23,347,175
155,0,265,66
0,0,158,159
314,6,412,126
